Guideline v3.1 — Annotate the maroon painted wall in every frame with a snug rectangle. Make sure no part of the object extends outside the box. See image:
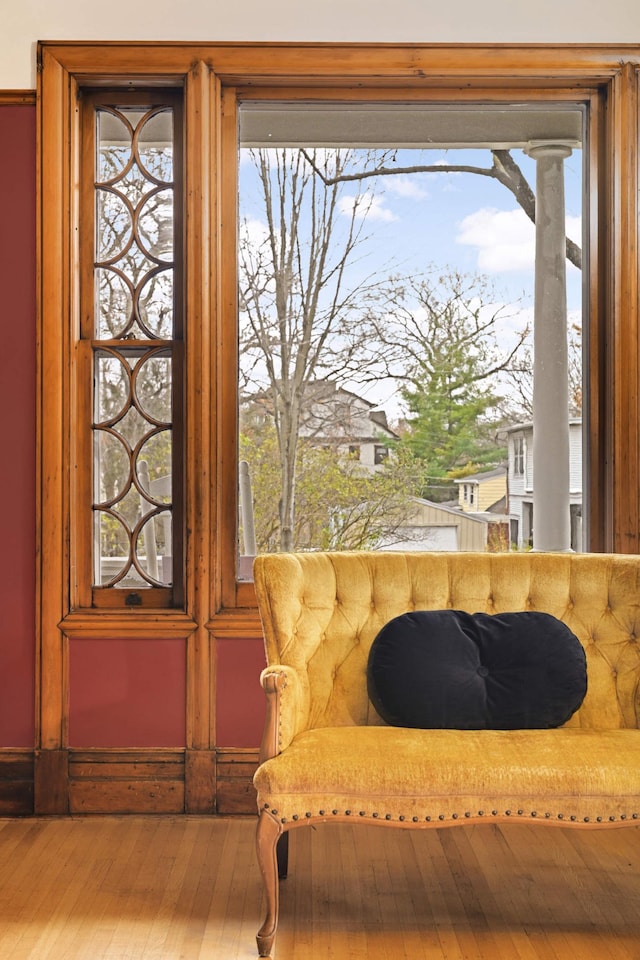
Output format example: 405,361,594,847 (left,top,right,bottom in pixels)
216,637,266,747
68,637,265,748
0,105,36,747
0,104,266,752
68,638,187,747
67,638,265,748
